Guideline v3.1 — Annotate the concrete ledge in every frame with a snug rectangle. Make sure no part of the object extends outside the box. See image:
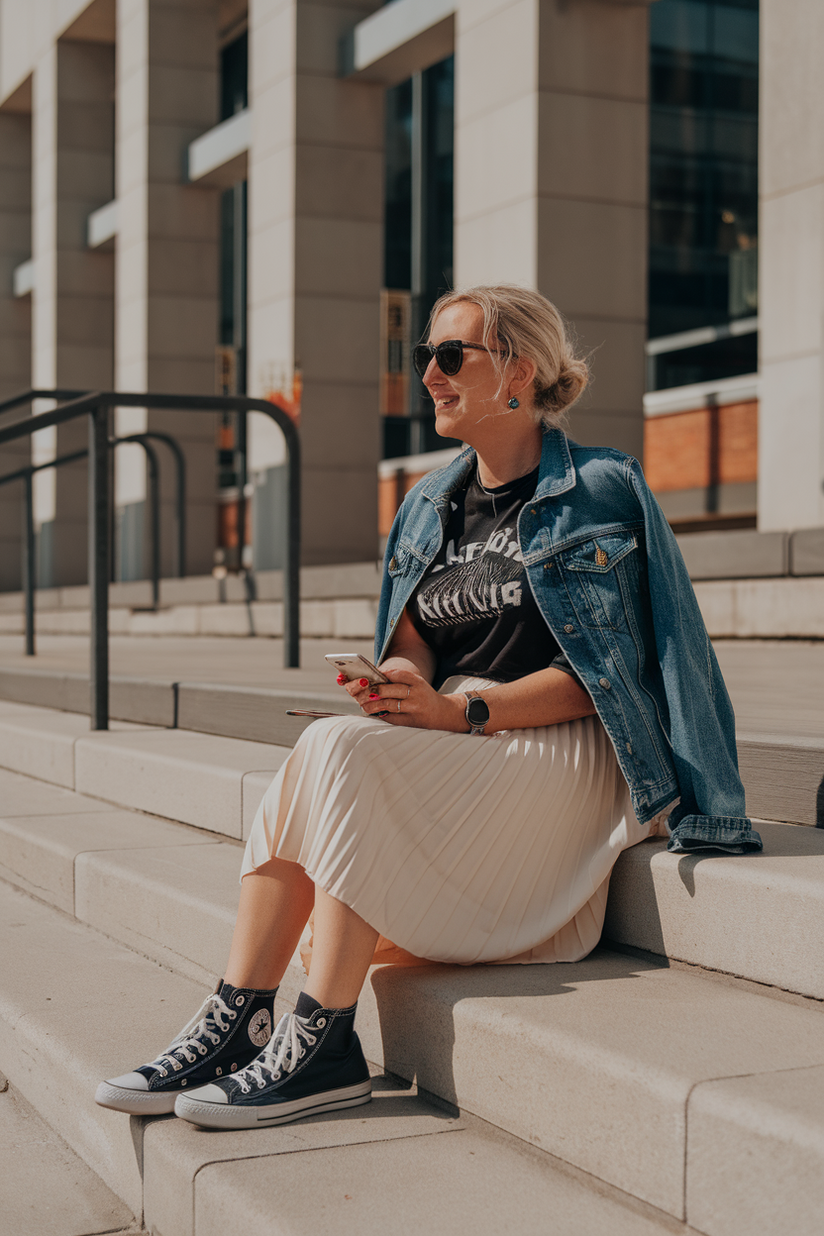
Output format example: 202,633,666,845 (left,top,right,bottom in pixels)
0,668,175,726
0,702,150,788
791,526,824,576
0,806,214,915
738,732,824,825
76,842,243,986
5,878,824,1228
0,1083,134,1236
677,529,789,579
687,1066,824,1236
73,727,288,838
0,881,206,1217
0,562,384,614
604,821,824,1000
344,0,455,85
187,108,250,186
694,576,824,638
177,681,359,745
